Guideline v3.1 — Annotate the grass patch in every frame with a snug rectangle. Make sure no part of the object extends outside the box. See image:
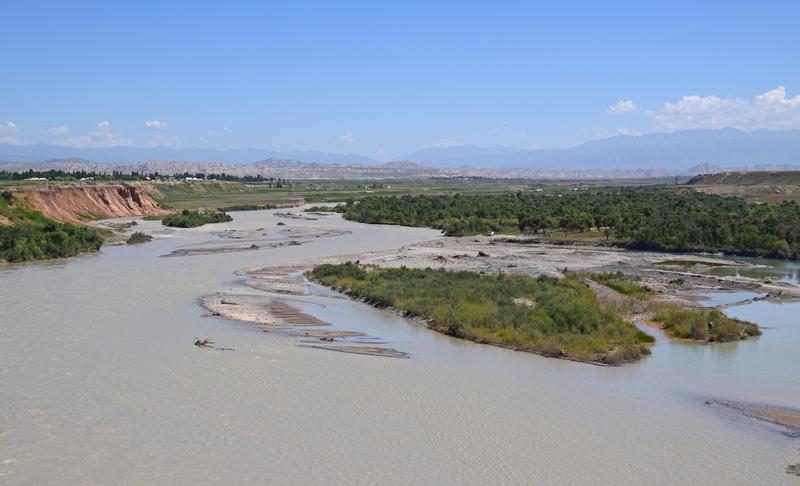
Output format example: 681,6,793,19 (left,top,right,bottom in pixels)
155,181,300,210
653,307,761,342
307,263,652,364
583,272,650,296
